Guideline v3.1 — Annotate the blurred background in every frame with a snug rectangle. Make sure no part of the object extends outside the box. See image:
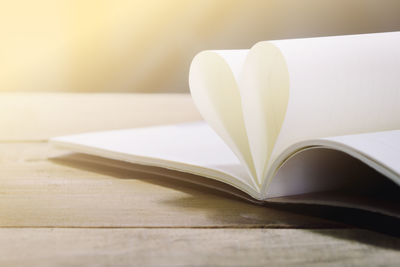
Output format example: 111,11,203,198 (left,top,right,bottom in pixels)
1,0,400,93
